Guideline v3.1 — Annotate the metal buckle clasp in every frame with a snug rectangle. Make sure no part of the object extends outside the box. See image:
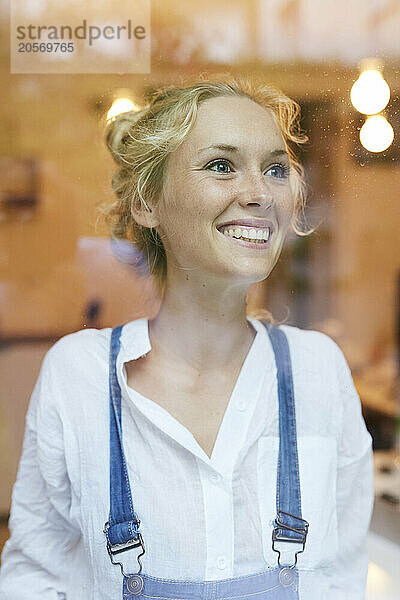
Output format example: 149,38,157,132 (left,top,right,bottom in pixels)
103,521,146,577
272,510,309,566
